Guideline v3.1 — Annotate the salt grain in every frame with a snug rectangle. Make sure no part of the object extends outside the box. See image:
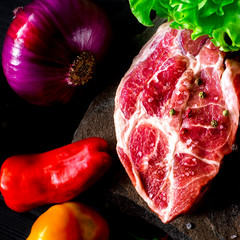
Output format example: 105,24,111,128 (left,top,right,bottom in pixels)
189,171,195,176
232,144,238,152
186,222,194,229
186,139,192,145
148,97,154,103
